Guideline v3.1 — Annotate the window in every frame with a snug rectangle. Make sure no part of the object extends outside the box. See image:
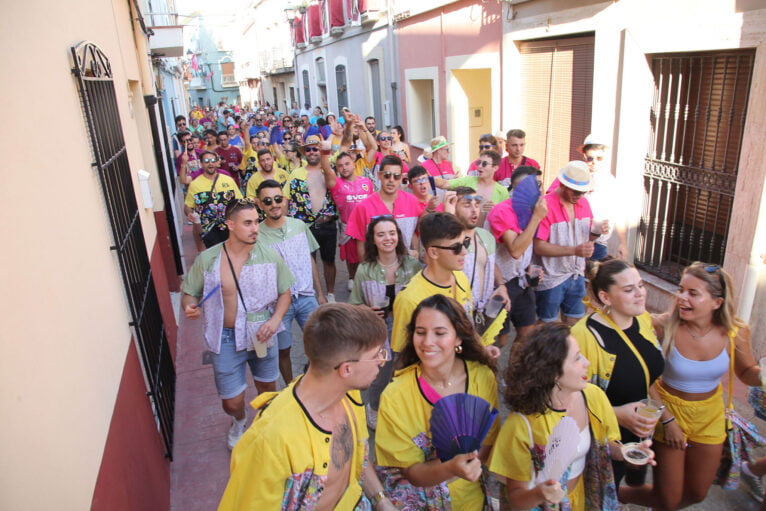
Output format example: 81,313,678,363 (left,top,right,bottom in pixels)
636,50,754,281
336,65,348,109
315,57,326,84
